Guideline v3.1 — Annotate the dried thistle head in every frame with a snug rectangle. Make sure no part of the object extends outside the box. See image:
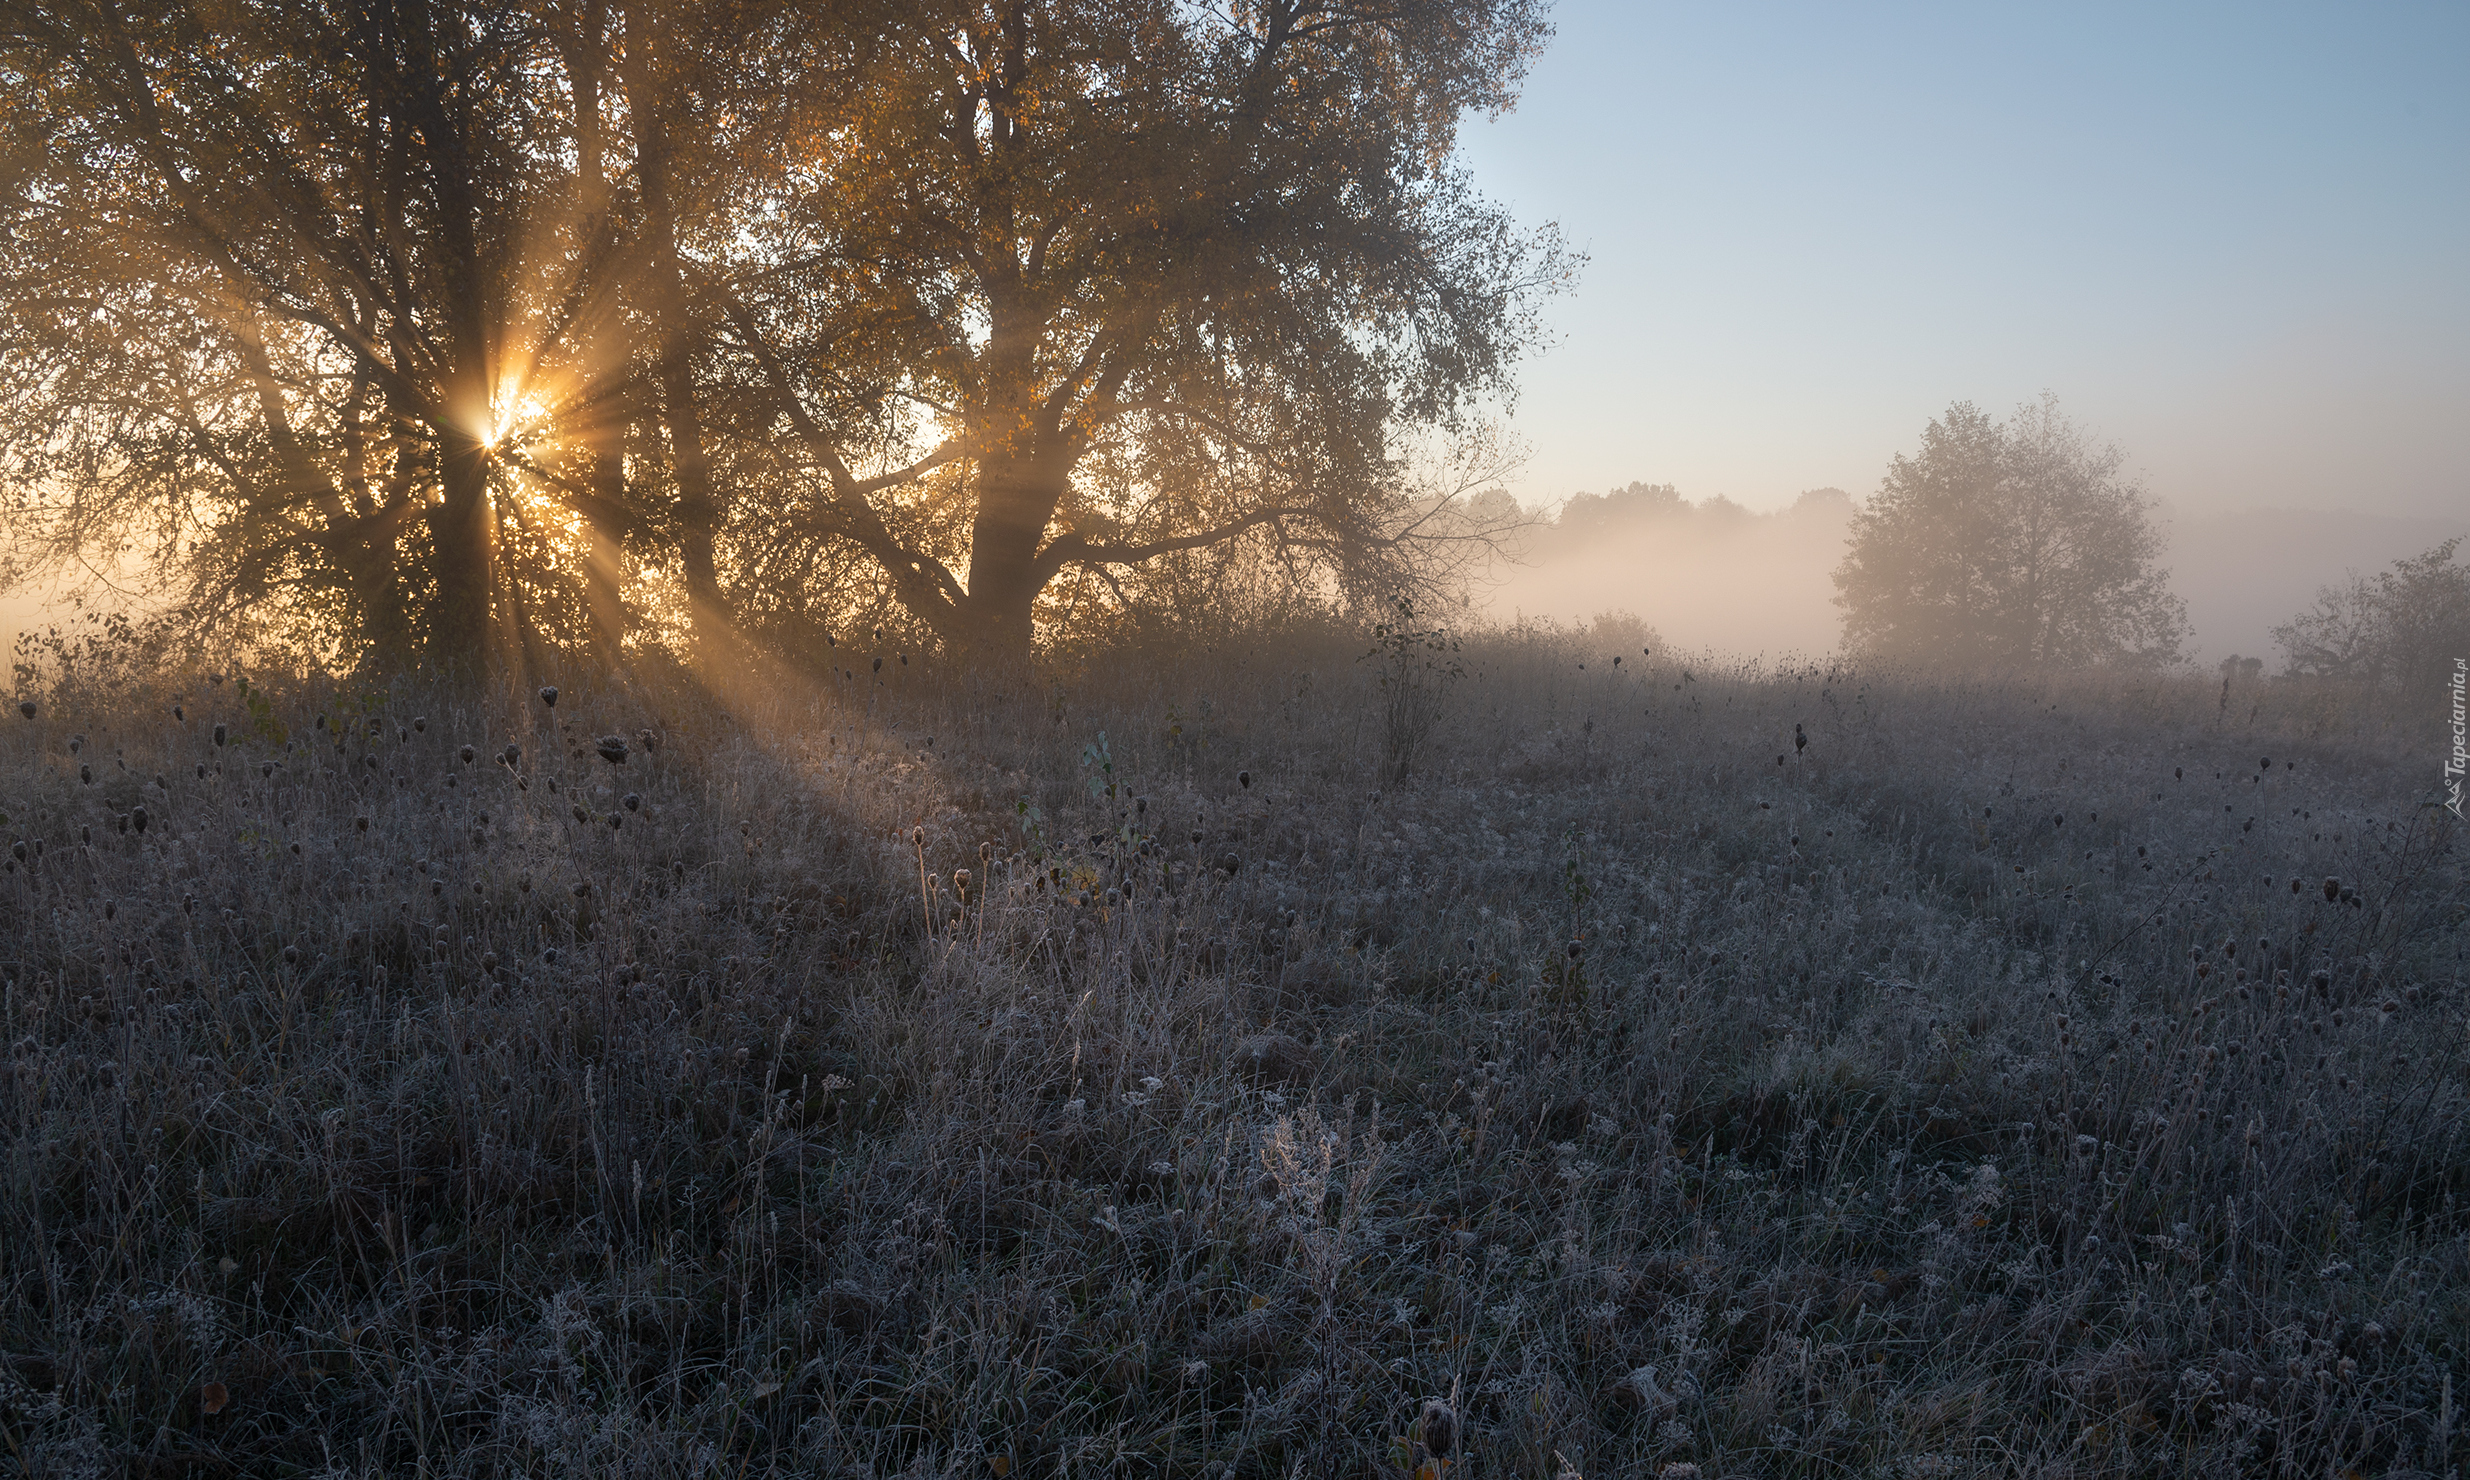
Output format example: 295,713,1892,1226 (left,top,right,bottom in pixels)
539,686,559,708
